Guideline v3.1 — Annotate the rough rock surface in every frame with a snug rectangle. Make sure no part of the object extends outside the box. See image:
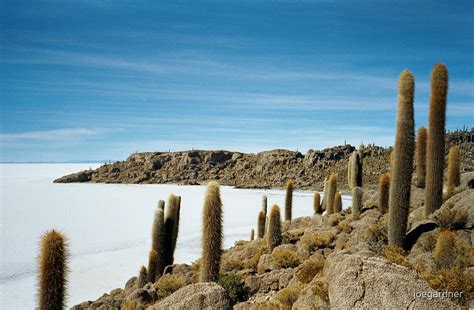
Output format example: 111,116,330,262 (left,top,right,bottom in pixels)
54,131,473,190
150,282,231,310
324,252,459,309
